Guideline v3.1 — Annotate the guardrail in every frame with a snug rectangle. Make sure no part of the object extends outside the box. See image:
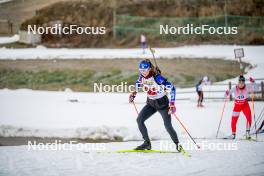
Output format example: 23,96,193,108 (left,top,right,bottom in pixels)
176,79,264,101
